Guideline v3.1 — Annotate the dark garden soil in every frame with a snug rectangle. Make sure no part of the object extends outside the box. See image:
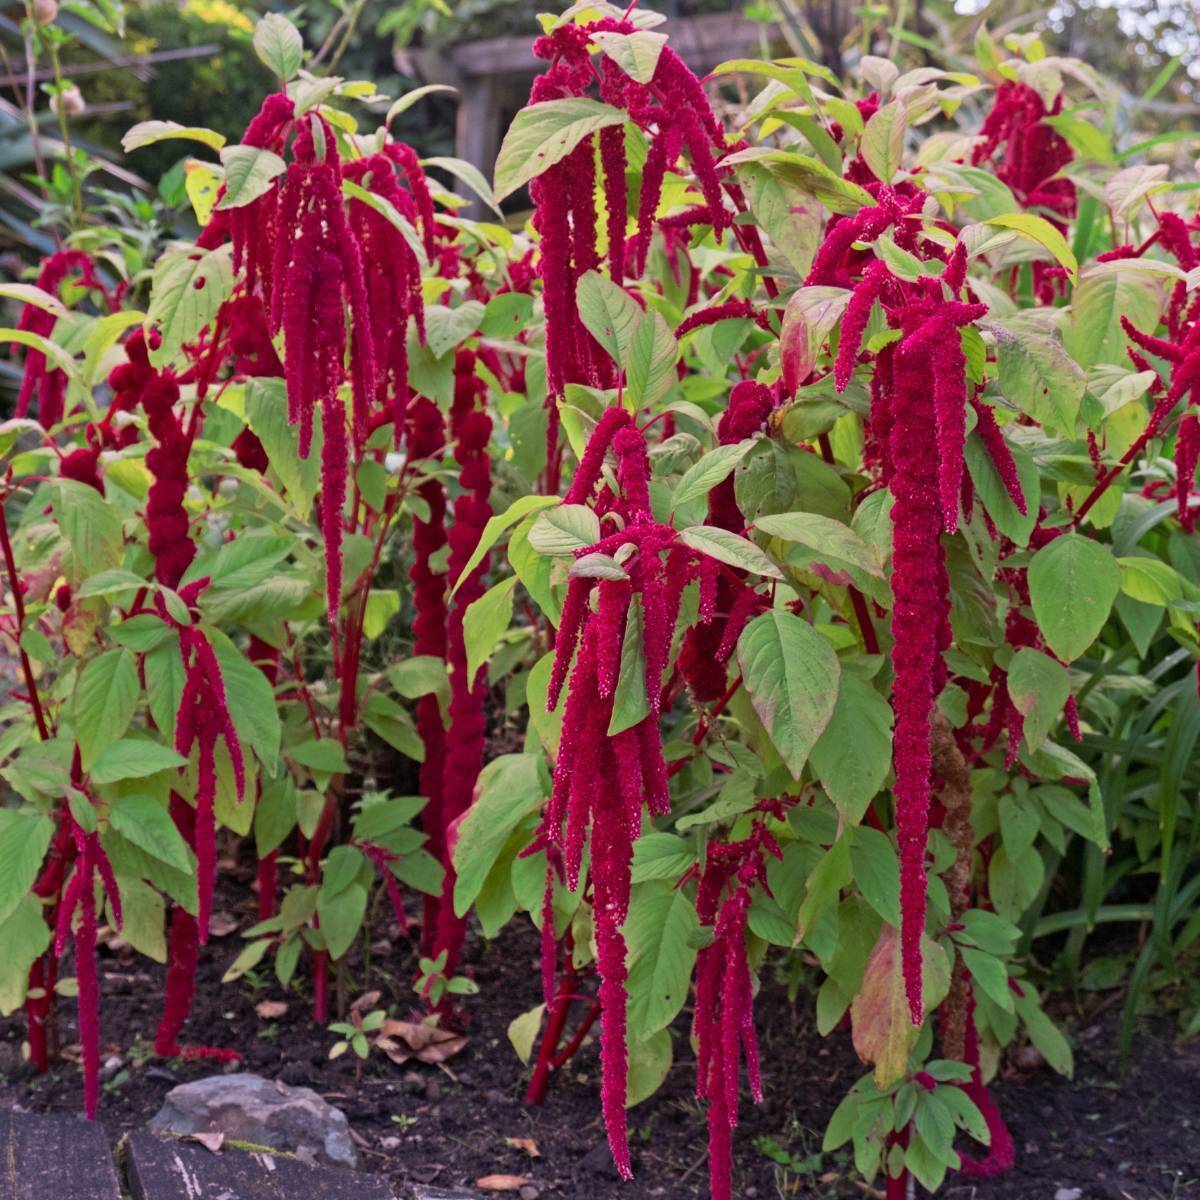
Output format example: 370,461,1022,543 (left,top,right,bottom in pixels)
1,873,1197,1200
